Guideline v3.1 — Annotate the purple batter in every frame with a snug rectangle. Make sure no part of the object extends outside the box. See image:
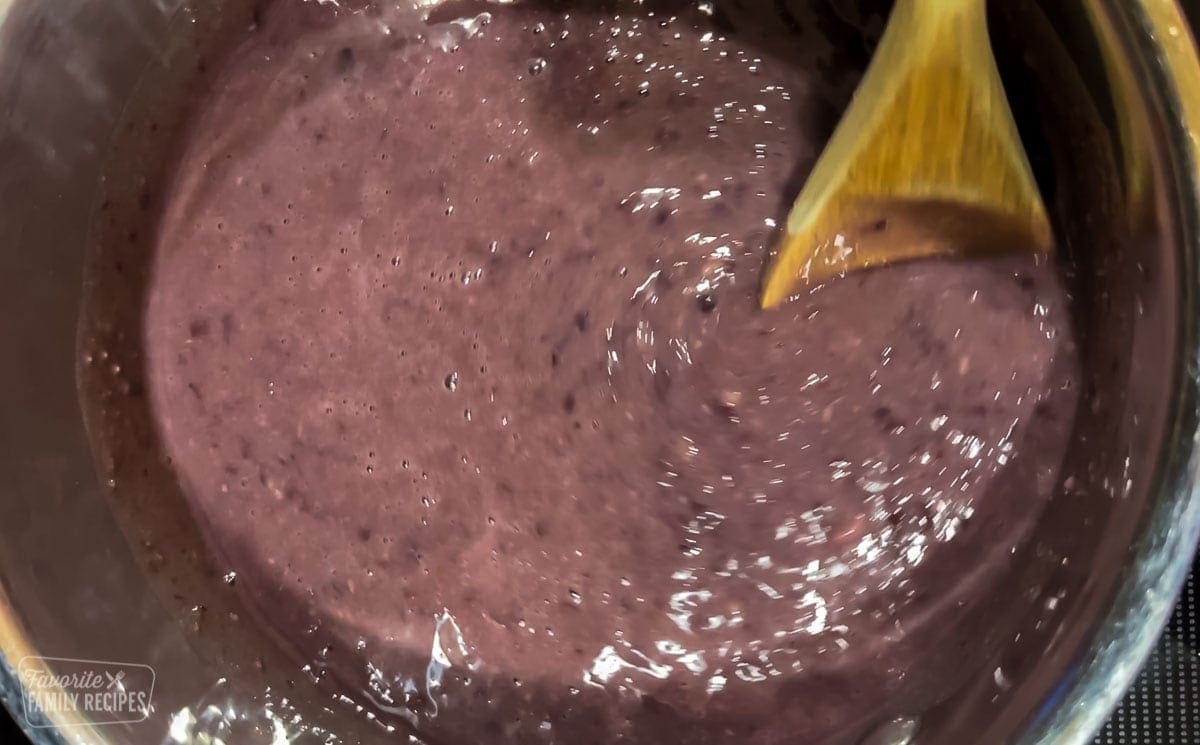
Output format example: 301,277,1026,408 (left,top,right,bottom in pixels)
122,0,1078,742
